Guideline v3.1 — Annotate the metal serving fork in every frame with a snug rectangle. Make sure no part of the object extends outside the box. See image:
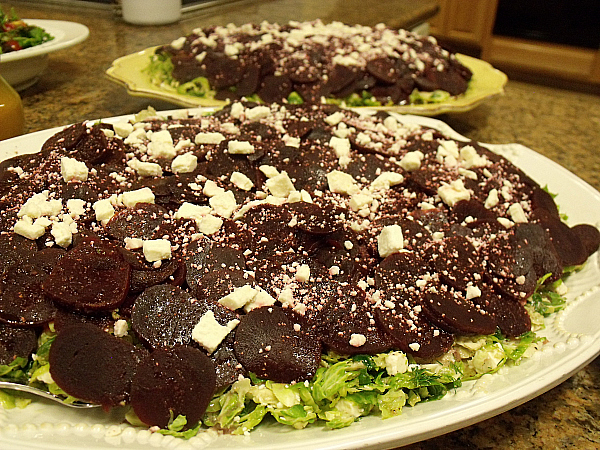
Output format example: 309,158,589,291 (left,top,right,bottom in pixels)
0,381,99,408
